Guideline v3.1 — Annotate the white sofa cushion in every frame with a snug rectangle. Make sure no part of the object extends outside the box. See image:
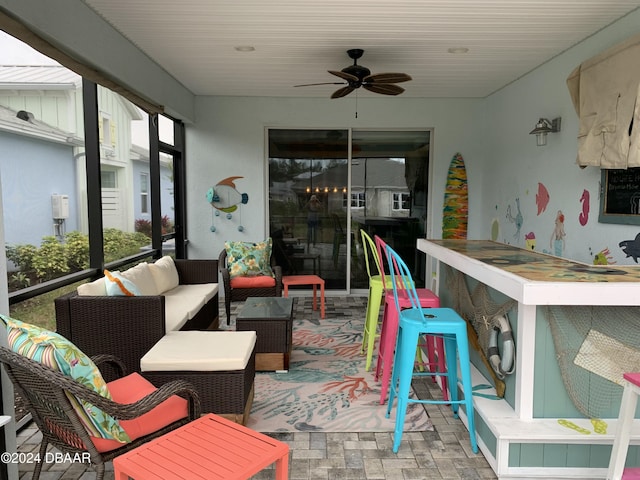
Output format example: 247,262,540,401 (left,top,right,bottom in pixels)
148,256,180,294
163,294,205,332
77,277,107,296
140,331,257,372
164,283,219,303
121,263,158,296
